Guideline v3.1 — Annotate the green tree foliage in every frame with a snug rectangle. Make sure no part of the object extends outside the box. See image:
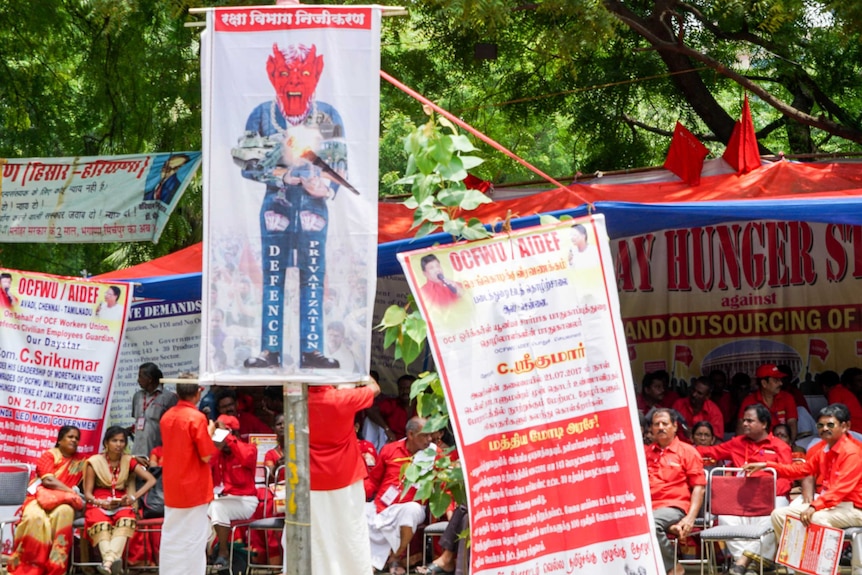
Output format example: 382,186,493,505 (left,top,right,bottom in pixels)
377,113,493,516
2,0,861,274
0,0,211,274
378,0,862,185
